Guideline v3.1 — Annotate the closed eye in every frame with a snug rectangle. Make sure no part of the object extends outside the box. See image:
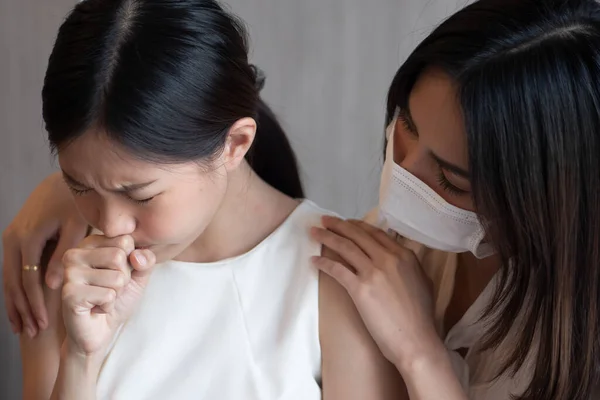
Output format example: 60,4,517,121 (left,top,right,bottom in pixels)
131,196,155,205
436,168,470,196
66,183,155,205
67,186,91,196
